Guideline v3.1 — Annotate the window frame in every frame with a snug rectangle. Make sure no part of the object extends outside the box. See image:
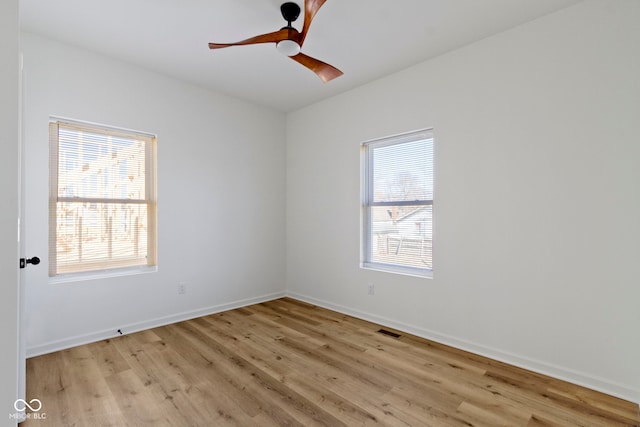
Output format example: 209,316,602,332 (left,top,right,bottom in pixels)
48,118,158,279
361,129,434,278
